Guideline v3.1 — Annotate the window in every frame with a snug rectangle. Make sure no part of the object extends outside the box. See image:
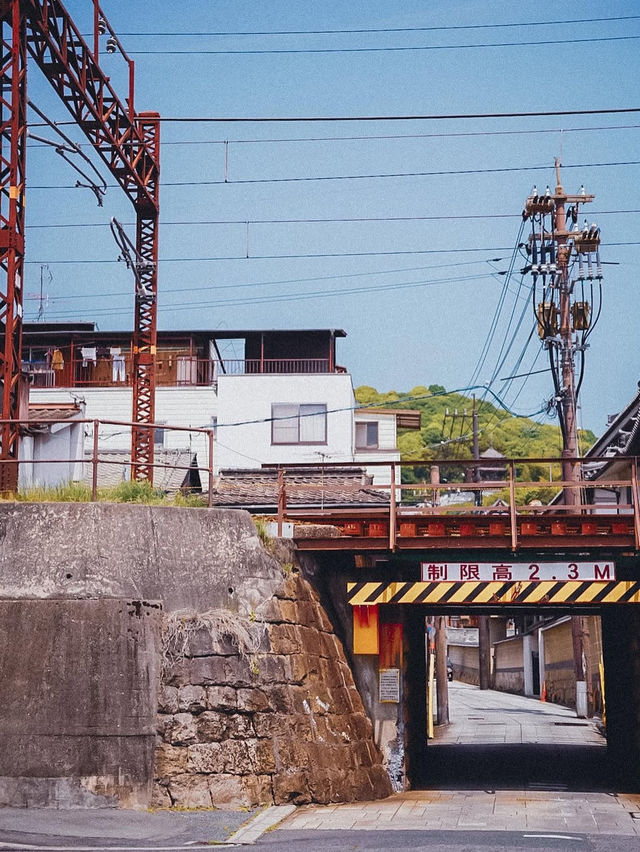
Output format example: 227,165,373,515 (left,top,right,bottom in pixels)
356,421,379,449
154,421,167,447
272,403,327,444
